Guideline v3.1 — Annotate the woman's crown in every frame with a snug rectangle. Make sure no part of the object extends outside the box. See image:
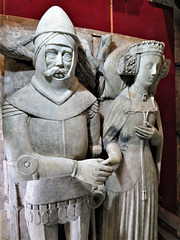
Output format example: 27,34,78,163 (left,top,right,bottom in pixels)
128,40,165,55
